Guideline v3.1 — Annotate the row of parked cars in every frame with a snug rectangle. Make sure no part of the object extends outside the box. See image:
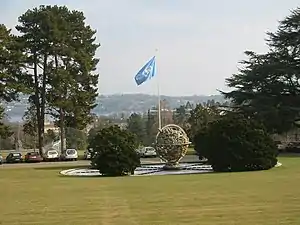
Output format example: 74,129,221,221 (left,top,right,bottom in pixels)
0,147,158,165
135,147,157,158
0,148,79,164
